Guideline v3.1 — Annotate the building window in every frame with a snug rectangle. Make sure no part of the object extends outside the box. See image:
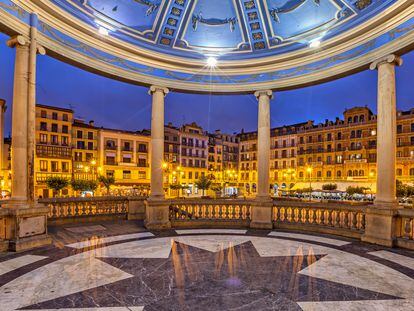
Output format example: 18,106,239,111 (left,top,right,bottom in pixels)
138,144,147,152
52,112,58,120
139,171,146,179
61,136,68,146
359,170,364,176
62,125,68,134
40,160,48,172
51,135,58,145
88,132,93,139
106,170,114,178
397,125,403,134
51,161,59,172
106,156,116,165
326,171,332,178
74,152,82,162
40,110,47,118
51,124,58,133
337,170,342,178
77,141,85,149
123,170,131,179
62,113,68,121
40,133,47,144
123,156,131,163
88,142,94,150
62,162,69,172
410,168,414,176
396,168,403,176
77,130,83,139
317,171,322,178
40,122,47,131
